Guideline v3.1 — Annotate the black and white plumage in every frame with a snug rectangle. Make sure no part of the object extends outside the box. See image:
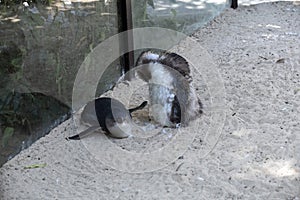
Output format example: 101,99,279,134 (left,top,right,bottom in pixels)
135,50,202,127
67,97,147,140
